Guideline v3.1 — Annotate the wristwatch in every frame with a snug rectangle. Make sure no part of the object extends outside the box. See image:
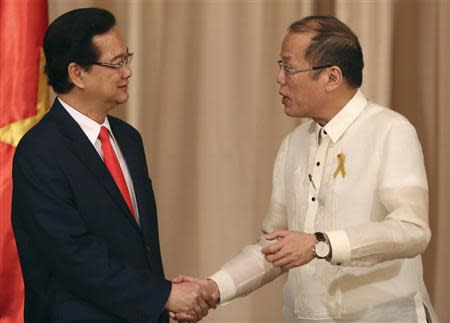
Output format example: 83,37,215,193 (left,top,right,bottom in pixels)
313,232,331,260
